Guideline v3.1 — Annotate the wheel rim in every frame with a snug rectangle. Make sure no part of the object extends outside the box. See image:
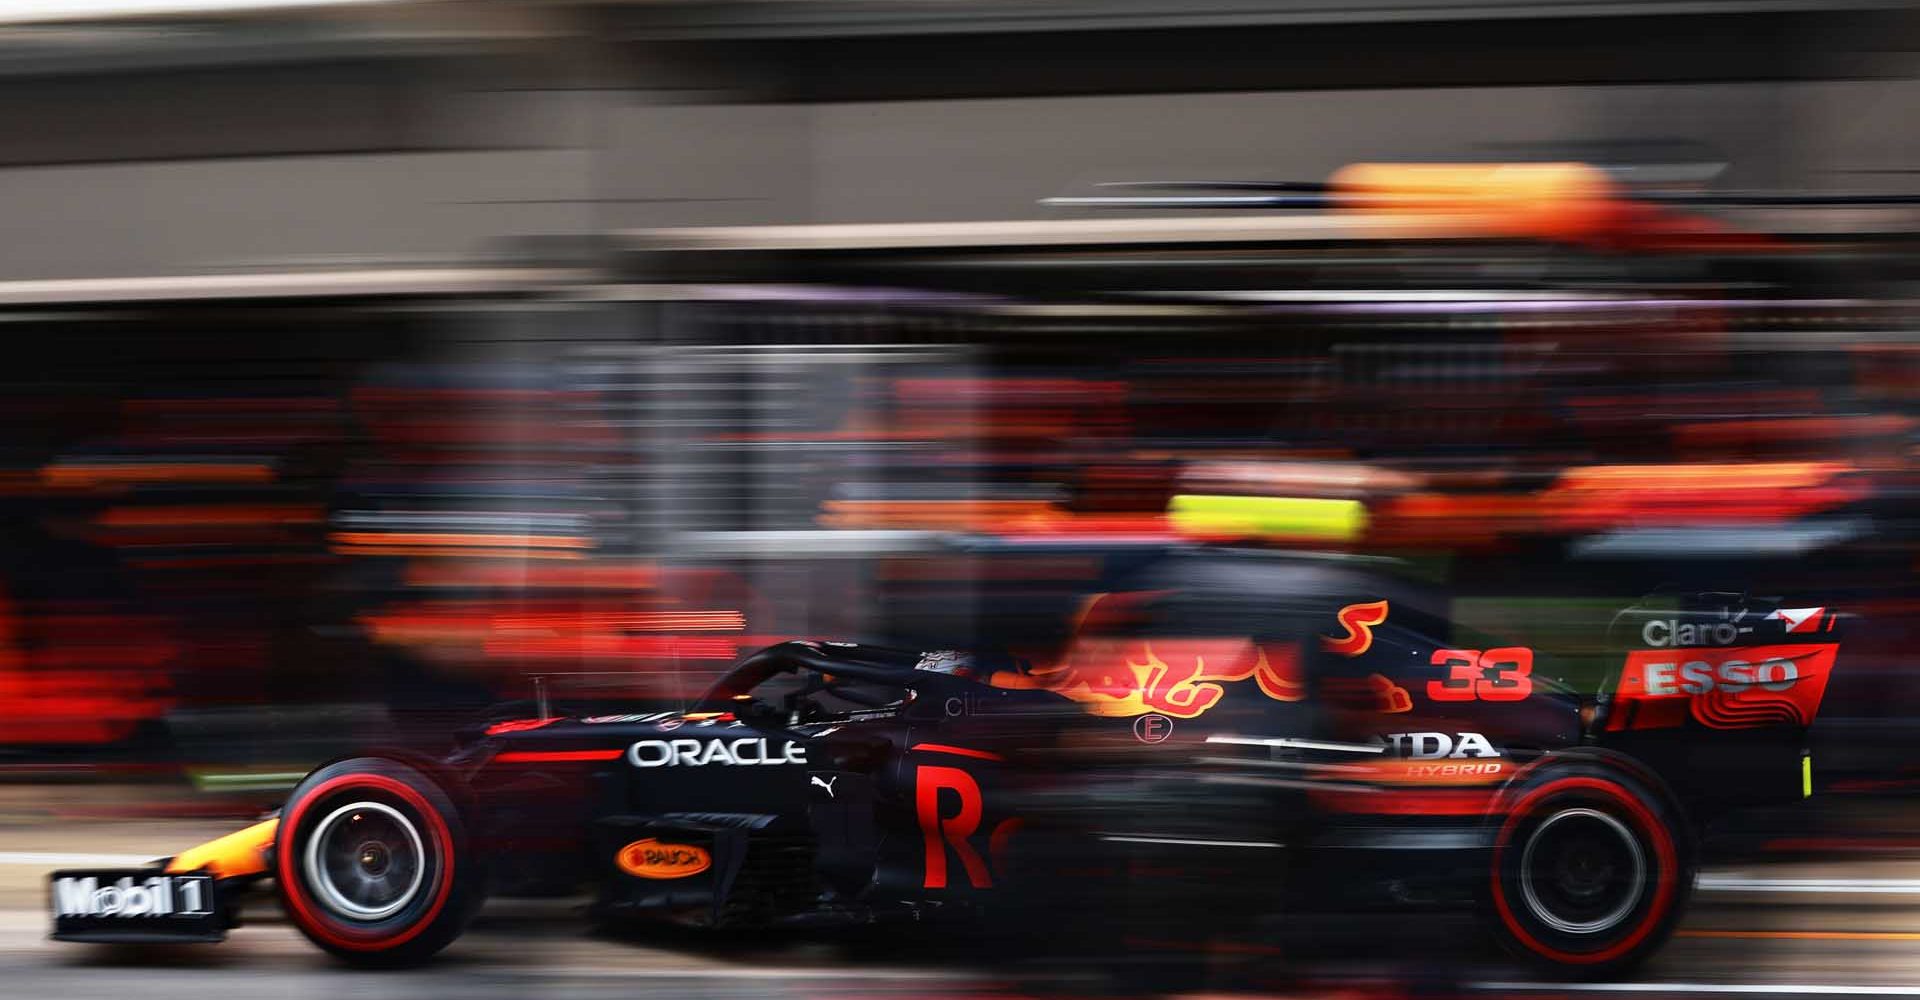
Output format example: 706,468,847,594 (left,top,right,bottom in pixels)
1518,806,1646,935
303,801,428,921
